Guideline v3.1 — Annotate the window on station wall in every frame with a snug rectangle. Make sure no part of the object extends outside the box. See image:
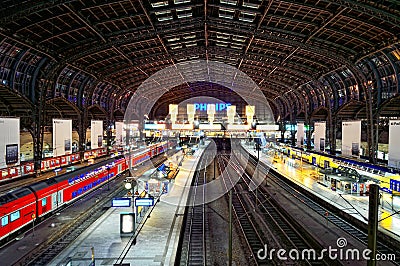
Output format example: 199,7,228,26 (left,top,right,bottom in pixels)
81,78,96,107
55,67,77,98
371,57,383,67
373,52,397,101
82,91,90,106
329,92,334,108
301,90,310,109
392,48,400,60
329,73,347,106
120,93,131,110
13,71,32,95
68,72,87,104
381,74,397,100
11,52,42,96
308,88,318,109
314,87,325,107
349,84,359,100
0,68,11,86
99,84,115,110
92,82,107,106
0,42,23,88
